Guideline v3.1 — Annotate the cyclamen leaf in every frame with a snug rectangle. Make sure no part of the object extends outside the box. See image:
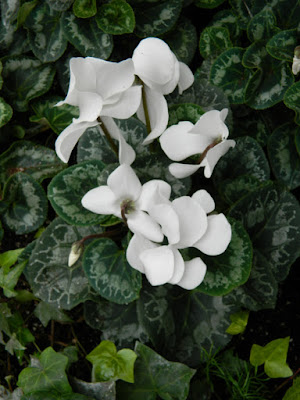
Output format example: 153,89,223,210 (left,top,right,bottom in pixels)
199,26,232,59
1,56,55,112
117,342,196,400
83,238,142,304
266,29,297,62
219,174,262,205
195,0,226,8
210,9,241,39
250,337,293,378
46,0,74,11
25,2,68,63
62,12,113,59
284,81,300,126
73,0,97,18
0,140,66,187
70,377,116,400
168,103,204,126
17,347,72,394
0,97,13,128
95,0,135,35
2,173,47,235
17,0,38,28
247,9,279,42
